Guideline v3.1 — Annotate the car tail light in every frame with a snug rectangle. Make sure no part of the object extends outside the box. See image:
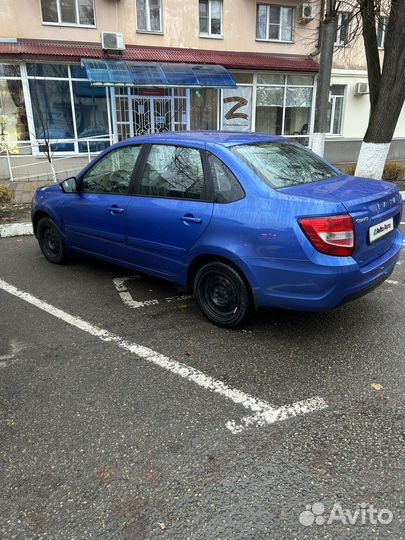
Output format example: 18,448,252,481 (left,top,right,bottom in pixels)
299,215,355,256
